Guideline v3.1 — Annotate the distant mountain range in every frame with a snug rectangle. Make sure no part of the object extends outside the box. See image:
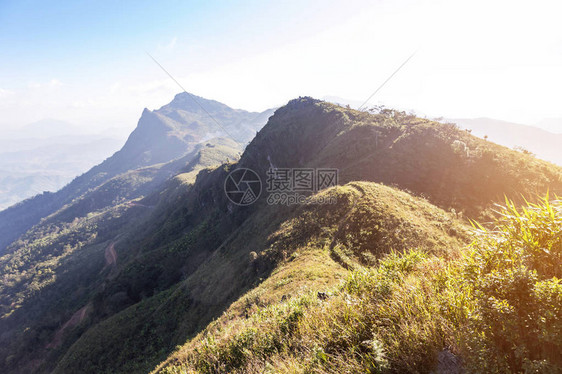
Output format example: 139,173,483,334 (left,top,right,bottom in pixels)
4,119,89,139
449,117,562,166
0,93,274,252
4,107,558,212
0,137,123,210
536,117,562,134
0,119,125,210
